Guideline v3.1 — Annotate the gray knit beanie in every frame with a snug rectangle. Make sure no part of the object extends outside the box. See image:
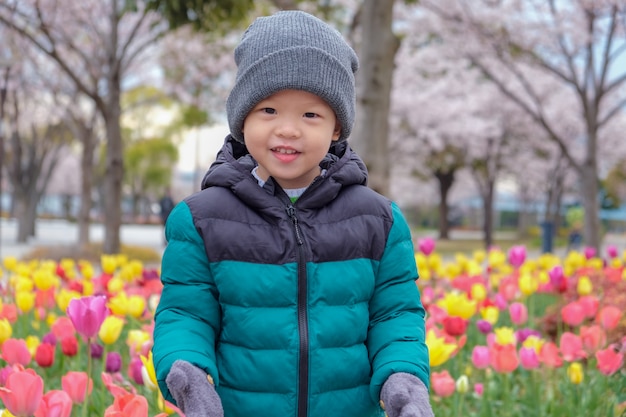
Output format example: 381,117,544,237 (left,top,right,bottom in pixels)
226,10,359,143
